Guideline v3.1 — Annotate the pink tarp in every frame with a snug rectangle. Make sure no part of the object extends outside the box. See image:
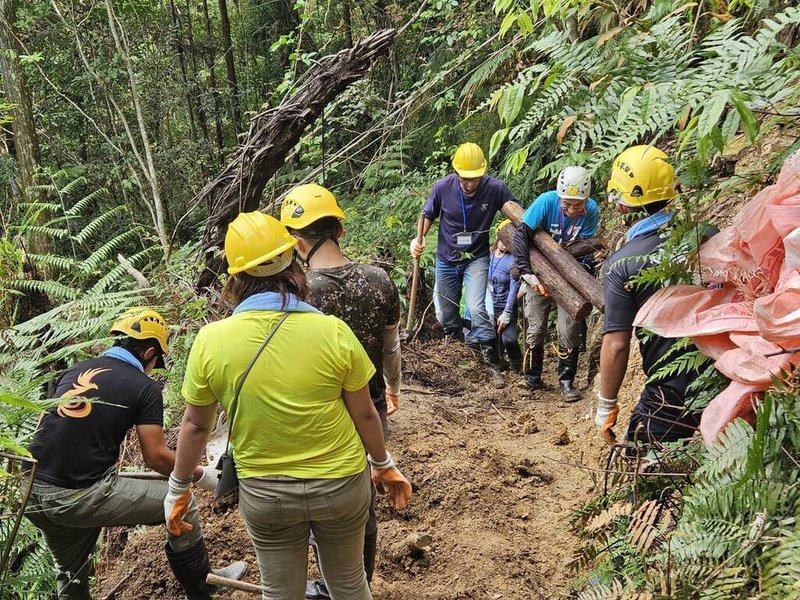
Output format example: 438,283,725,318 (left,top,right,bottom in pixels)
633,150,800,444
